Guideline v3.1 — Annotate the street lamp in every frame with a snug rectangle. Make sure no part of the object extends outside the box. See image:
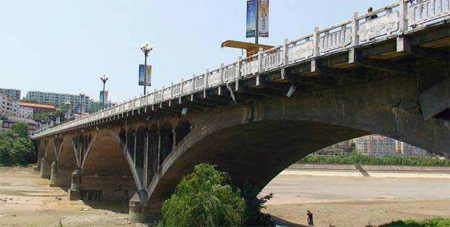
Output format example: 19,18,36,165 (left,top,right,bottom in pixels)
100,74,109,109
79,92,85,114
64,100,71,121
140,42,153,95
